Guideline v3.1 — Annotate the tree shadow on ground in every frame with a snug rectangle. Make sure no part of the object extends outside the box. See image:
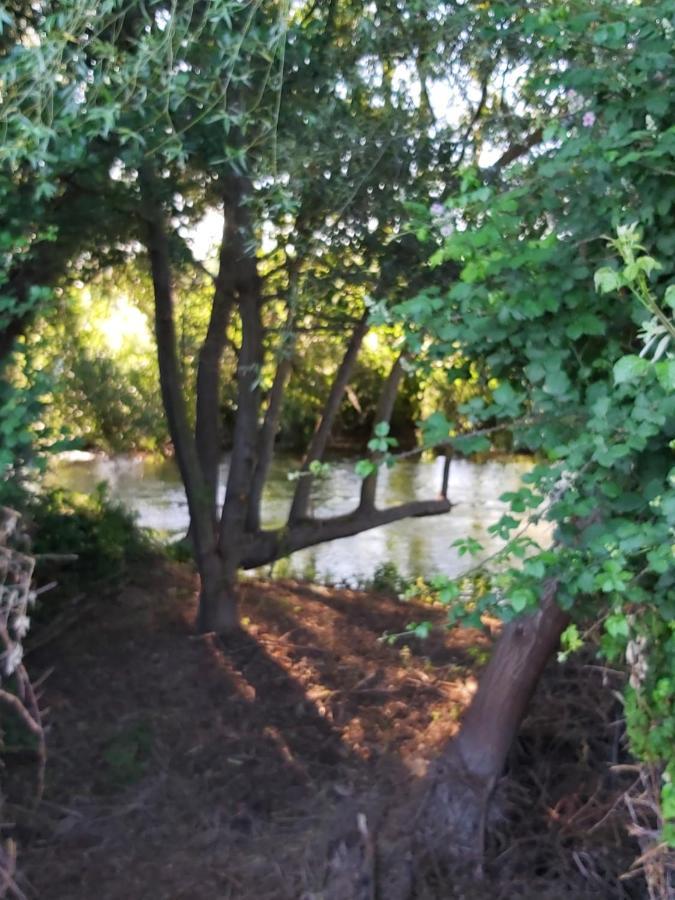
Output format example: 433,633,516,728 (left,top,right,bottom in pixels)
20,566,424,900
18,566,641,900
